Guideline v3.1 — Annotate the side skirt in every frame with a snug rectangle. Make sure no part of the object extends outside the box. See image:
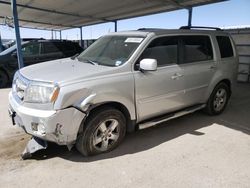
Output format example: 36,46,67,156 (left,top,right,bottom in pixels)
138,104,206,130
